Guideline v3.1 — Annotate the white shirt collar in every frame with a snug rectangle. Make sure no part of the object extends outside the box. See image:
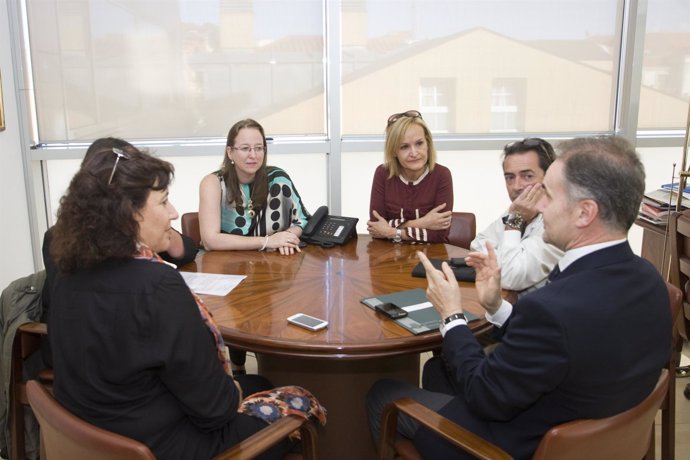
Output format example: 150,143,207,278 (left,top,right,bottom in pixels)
398,167,429,185
557,238,627,272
